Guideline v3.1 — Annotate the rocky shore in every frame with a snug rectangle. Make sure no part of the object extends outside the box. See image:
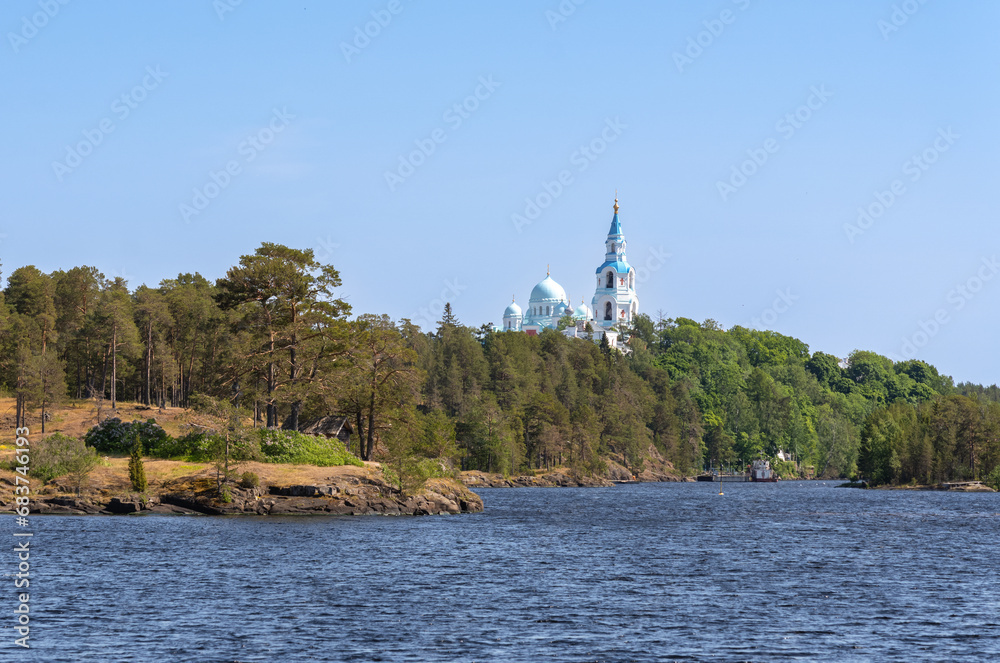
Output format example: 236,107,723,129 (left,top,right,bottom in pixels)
460,464,689,488
3,474,483,517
